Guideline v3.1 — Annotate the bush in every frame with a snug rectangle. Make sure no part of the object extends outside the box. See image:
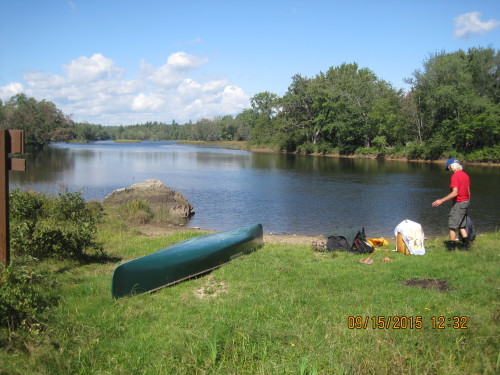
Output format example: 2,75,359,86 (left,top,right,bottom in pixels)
117,199,154,224
425,136,453,160
10,190,103,260
405,142,426,160
463,145,500,163
9,189,47,223
354,146,377,156
296,142,315,154
315,142,337,155
371,135,388,152
0,256,57,333
338,145,357,155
